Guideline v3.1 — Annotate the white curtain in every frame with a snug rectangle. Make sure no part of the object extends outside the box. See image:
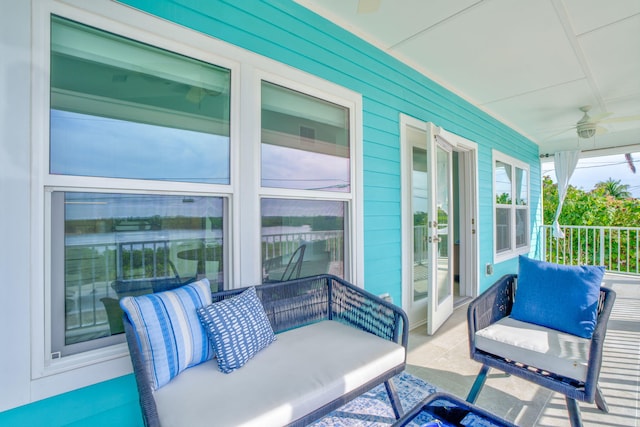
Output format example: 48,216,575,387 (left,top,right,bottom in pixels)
552,150,581,238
